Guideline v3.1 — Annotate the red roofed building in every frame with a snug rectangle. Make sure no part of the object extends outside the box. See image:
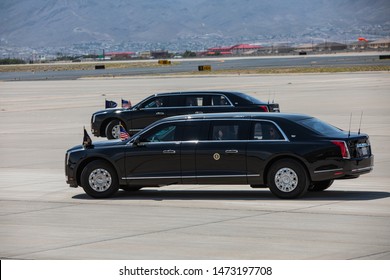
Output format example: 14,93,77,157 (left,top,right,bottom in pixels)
205,46,233,56
231,44,261,55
